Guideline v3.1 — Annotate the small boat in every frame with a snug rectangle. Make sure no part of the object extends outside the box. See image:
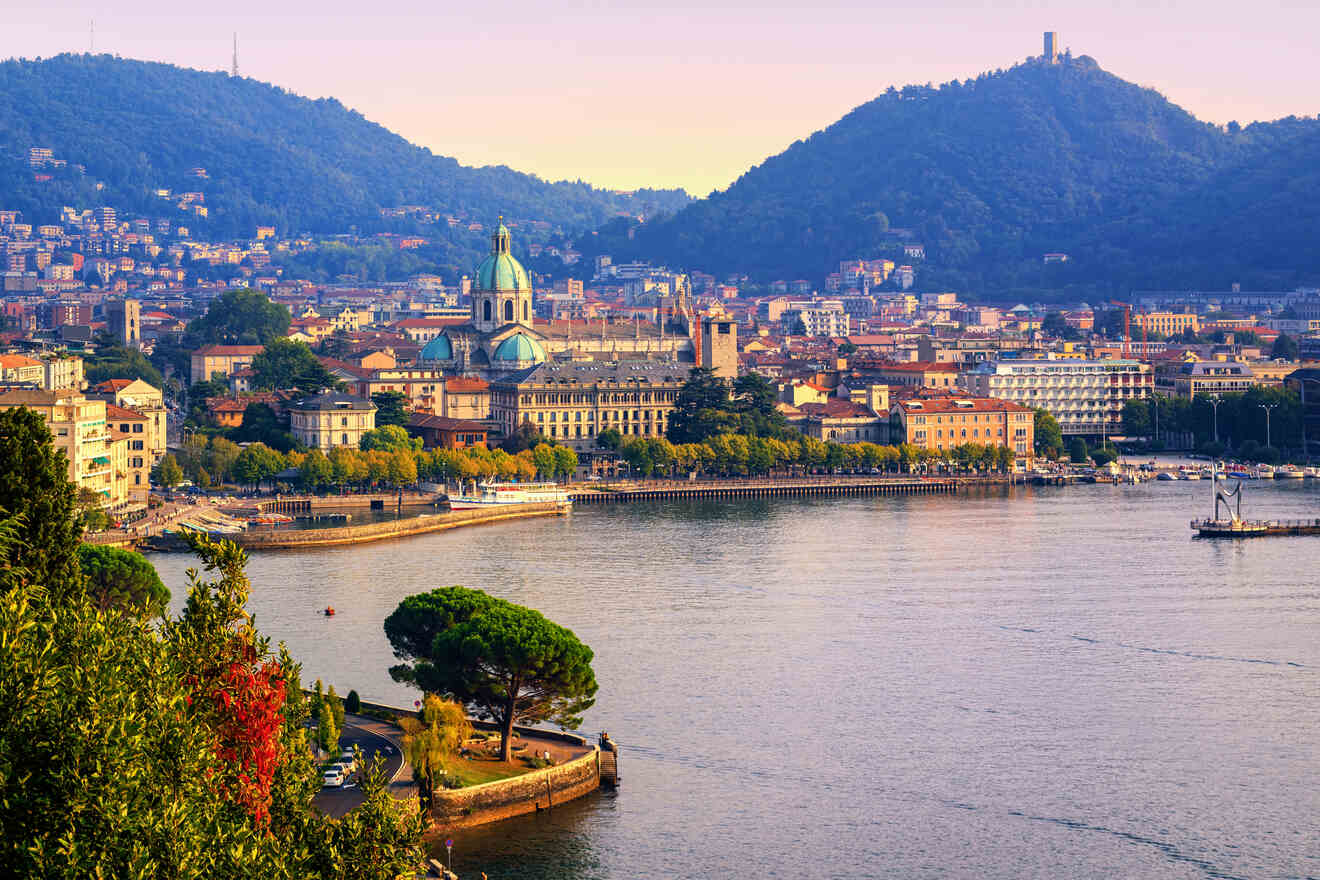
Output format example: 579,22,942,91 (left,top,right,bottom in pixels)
1256,465,1275,479
249,512,294,525
1182,470,1201,481
1157,472,1177,481
1225,468,1256,480
324,606,336,617
1304,467,1320,479
1275,466,1305,480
